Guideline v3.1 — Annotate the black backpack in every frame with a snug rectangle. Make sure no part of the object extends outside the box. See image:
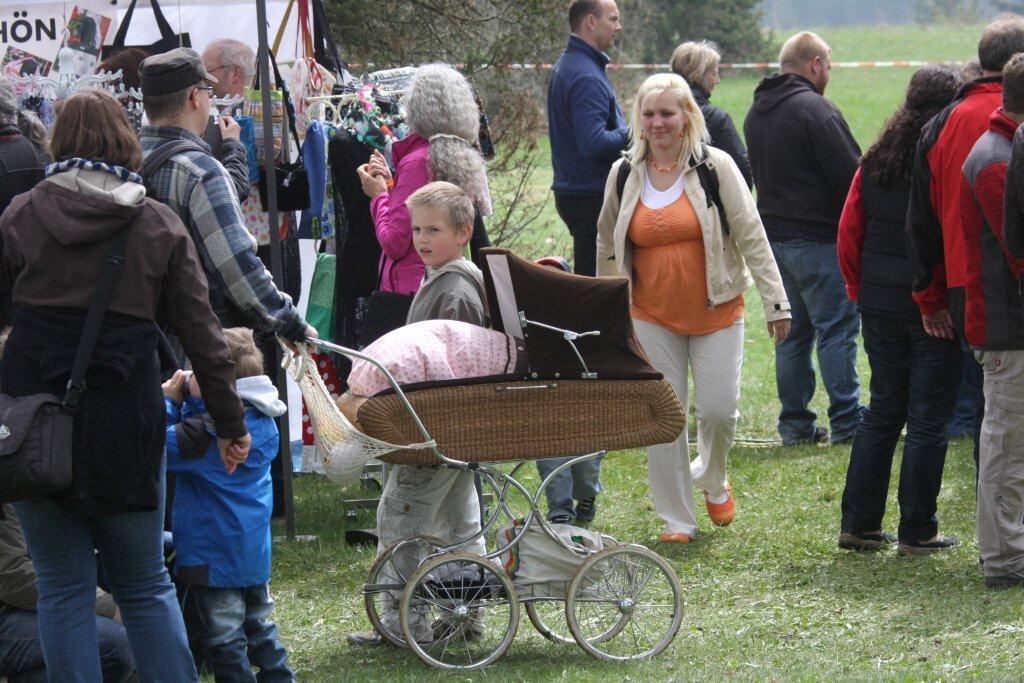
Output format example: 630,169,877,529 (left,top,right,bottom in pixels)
615,147,731,236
